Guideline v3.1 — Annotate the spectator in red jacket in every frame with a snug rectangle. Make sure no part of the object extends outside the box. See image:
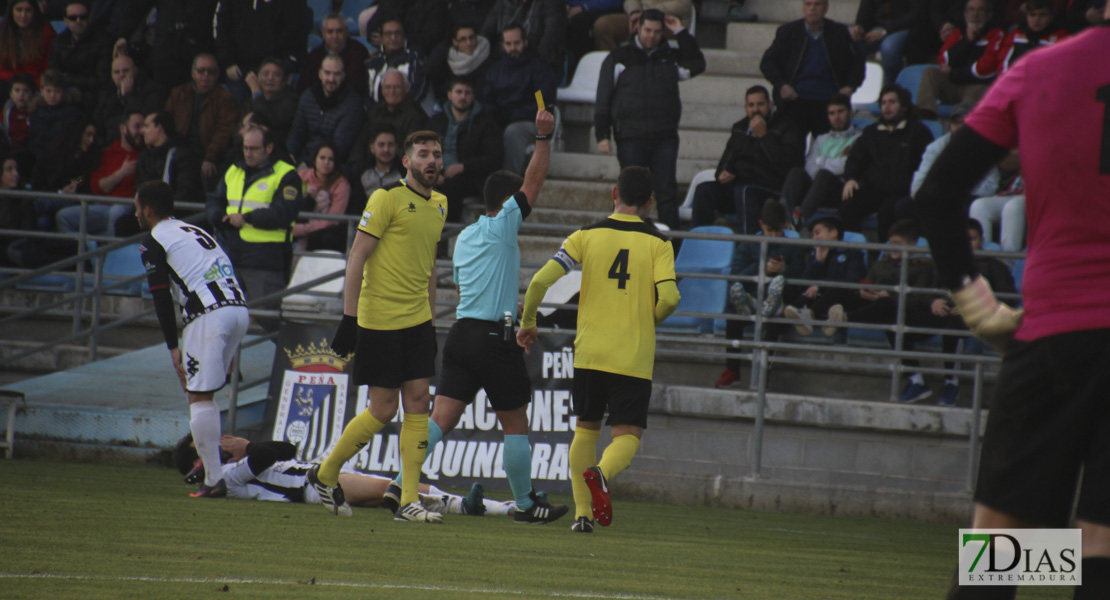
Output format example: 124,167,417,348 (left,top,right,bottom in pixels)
915,0,1003,118
0,0,56,87
974,0,1069,78
56,110,144,236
